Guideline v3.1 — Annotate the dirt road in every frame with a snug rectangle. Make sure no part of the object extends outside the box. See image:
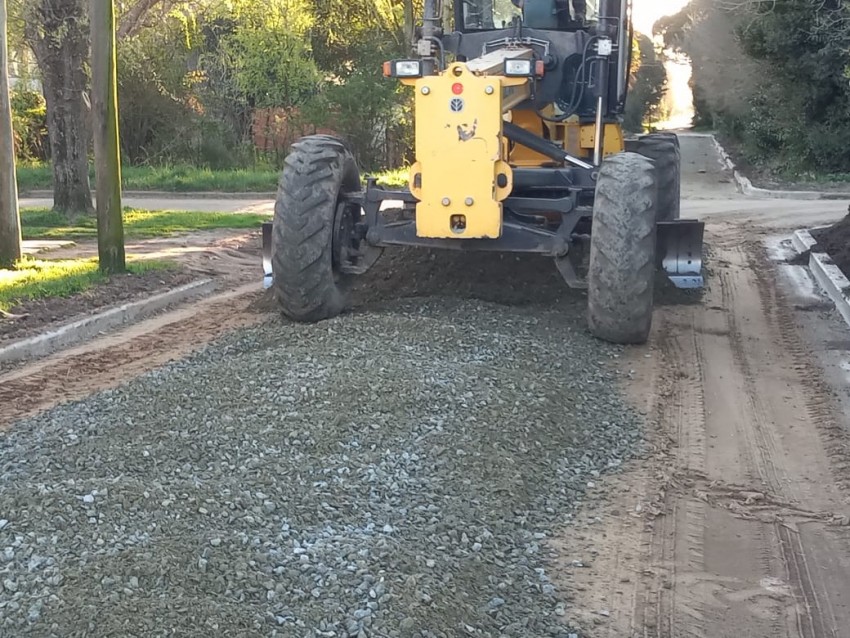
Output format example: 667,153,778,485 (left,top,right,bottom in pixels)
6,134,850,636
558,134,850,638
